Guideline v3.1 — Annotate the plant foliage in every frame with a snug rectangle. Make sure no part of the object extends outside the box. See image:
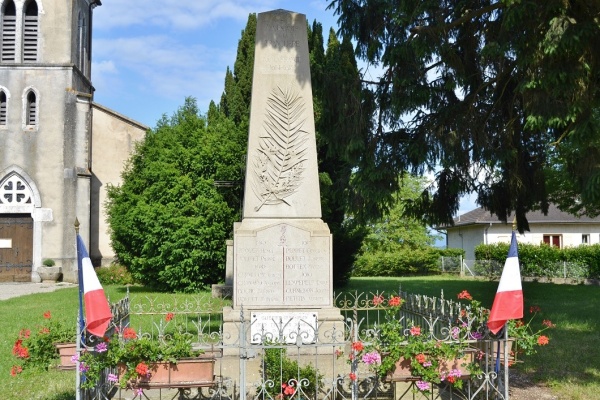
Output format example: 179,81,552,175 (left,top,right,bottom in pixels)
261,346,323,400
106,98,245,292
353,175,447,276
328,0,600,231
11,311,75,375
475,242,600,279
